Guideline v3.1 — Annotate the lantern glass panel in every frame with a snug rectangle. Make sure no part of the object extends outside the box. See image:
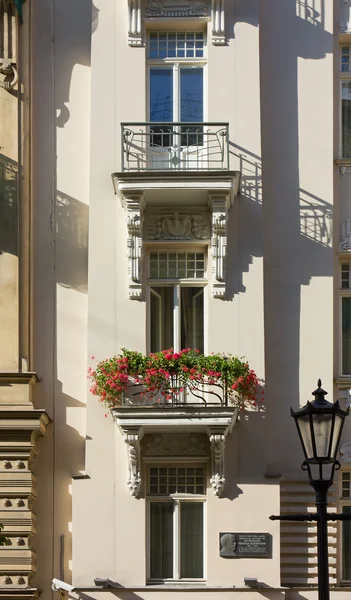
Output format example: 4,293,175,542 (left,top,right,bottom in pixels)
331,414,344,459
296,414,314,460
311,413,333,459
